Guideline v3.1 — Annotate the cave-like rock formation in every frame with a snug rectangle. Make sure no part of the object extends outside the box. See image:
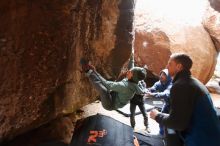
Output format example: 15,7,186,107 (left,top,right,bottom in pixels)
0,0,134,142
1,0,220,144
